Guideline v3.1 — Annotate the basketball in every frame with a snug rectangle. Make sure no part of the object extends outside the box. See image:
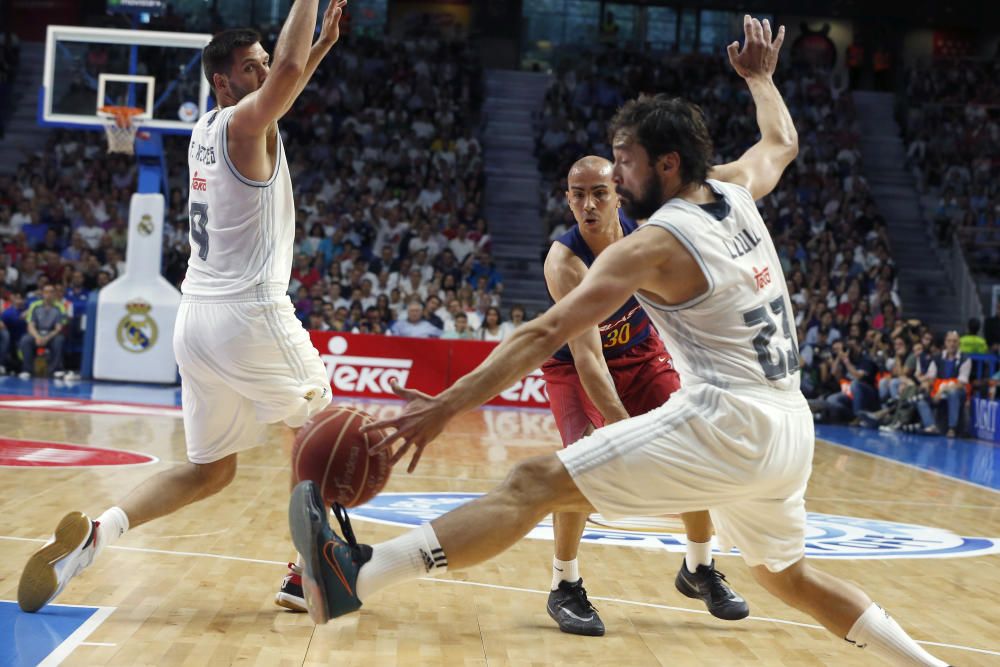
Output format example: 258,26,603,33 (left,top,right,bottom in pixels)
291,406,391,508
